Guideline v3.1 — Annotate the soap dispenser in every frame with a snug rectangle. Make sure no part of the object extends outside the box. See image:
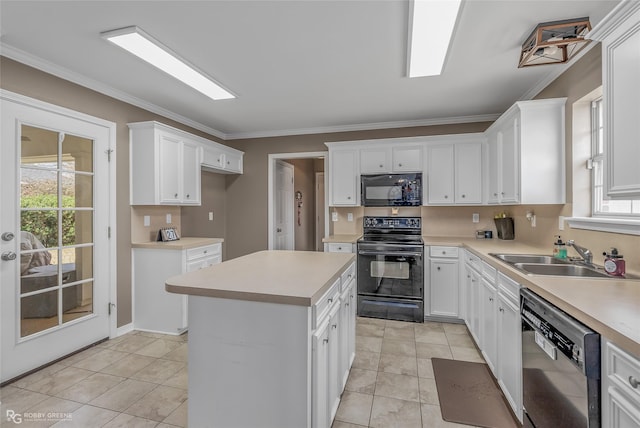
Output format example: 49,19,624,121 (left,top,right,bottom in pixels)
553,236,567,259
603,248,625,276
